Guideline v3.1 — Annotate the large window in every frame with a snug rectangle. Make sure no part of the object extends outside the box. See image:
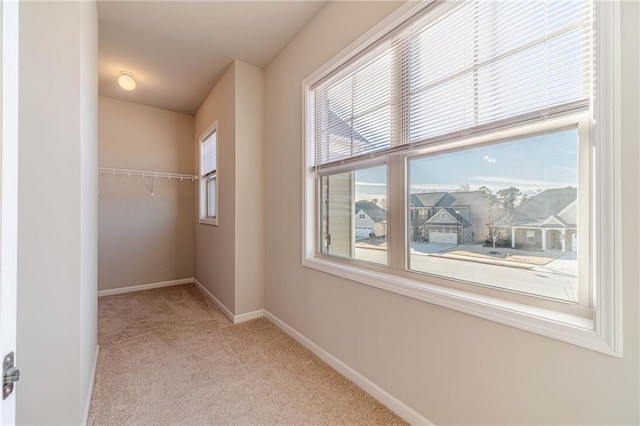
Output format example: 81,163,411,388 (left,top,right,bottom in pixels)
200,122,218,225
304,1,621,355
